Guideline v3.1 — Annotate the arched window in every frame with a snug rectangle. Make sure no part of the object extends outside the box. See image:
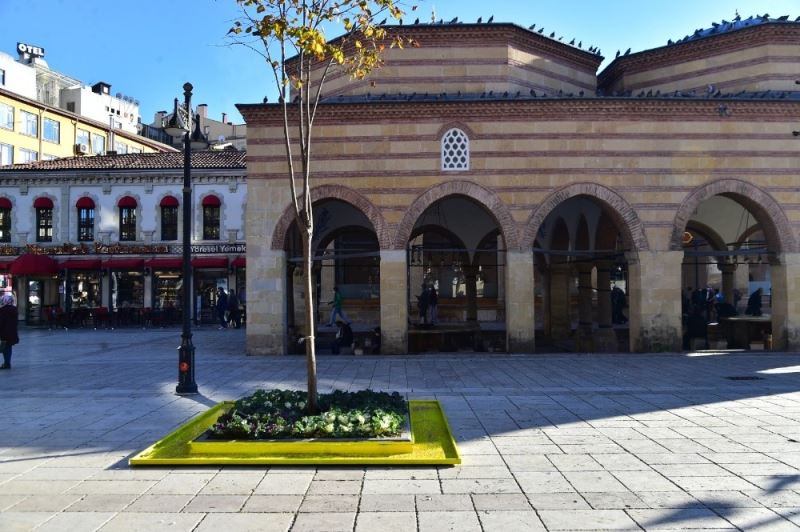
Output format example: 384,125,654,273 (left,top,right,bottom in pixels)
160,195,179,241
117,196,137,241
0,197,11,243
76,197,95,242
202,195,221,240
441,128,469,171
33,197,53,242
